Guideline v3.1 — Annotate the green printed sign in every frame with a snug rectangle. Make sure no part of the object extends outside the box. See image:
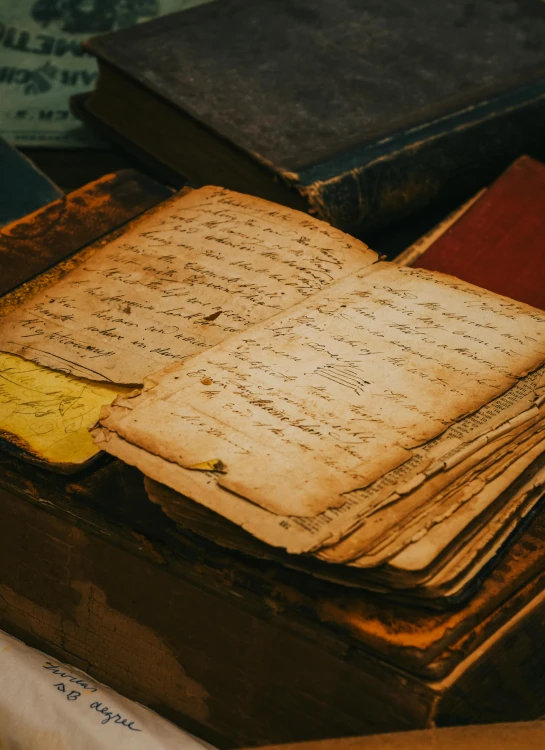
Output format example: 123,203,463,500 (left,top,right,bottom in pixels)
0,0,212,147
